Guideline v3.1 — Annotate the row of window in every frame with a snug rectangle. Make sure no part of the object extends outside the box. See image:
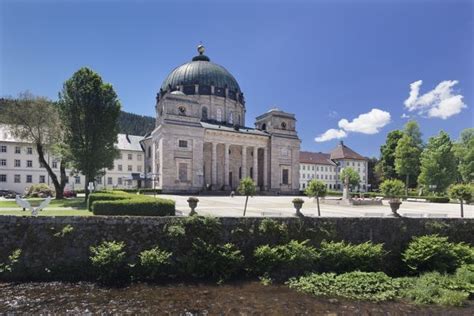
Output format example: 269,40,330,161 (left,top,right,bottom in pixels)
302,173,367,181
0,174,46,184
96,177,133,186
0,159,34,168
301,165,336,172
109,164,142,172
0,145,34,154
118,153,142,161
